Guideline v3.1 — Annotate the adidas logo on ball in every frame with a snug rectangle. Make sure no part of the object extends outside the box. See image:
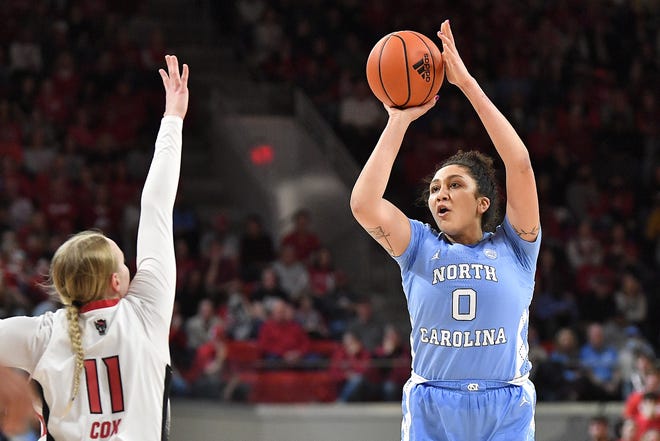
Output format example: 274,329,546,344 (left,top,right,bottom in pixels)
366,30,444,108
412,54,431,82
